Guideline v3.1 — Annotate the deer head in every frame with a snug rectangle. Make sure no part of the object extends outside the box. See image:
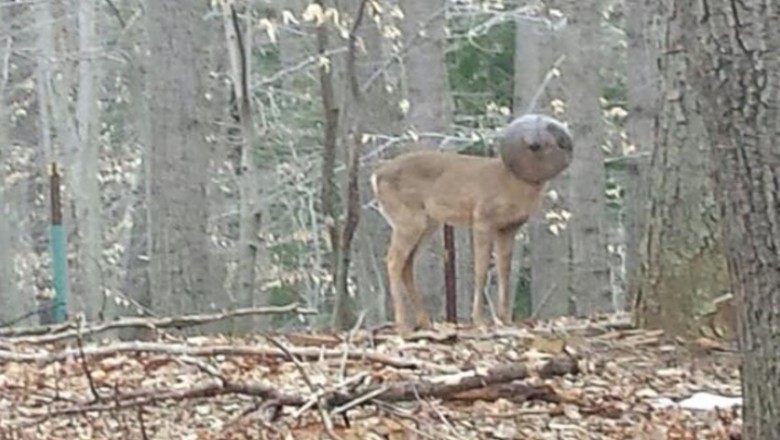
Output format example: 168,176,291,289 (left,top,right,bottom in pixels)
371,113,573,335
